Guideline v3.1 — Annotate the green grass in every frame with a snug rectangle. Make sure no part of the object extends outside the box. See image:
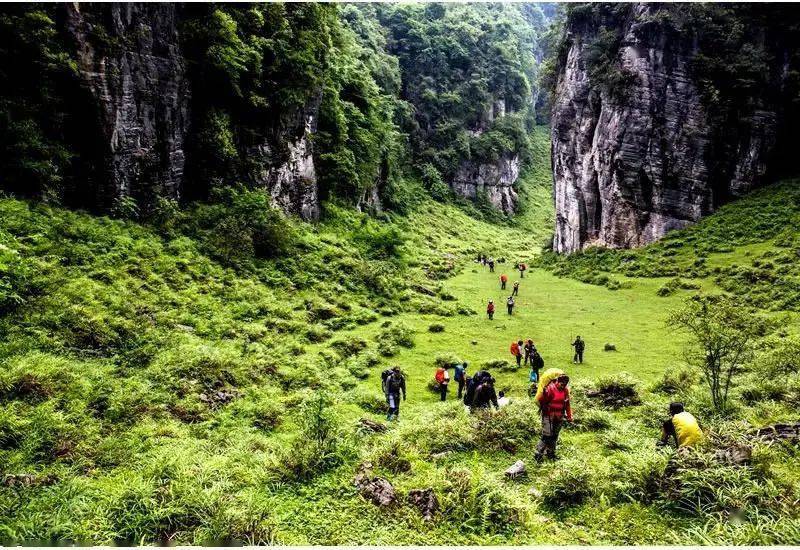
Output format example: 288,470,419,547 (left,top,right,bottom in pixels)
1,127,799,544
